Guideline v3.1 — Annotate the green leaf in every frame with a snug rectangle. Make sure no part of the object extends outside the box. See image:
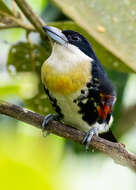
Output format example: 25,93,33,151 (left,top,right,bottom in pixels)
52,0,136,72
28,0,47,14
7,41,54,115
0,73,39,99
7,42,51,72
0,85,20,97
0,0,13,15
50,21,133,73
